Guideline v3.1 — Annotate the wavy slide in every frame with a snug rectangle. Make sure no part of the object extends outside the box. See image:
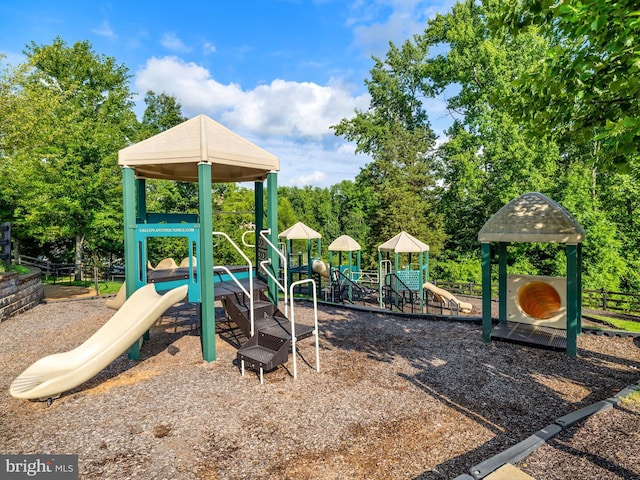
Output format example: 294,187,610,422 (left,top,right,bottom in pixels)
10,283,188,401
423,282,473,314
